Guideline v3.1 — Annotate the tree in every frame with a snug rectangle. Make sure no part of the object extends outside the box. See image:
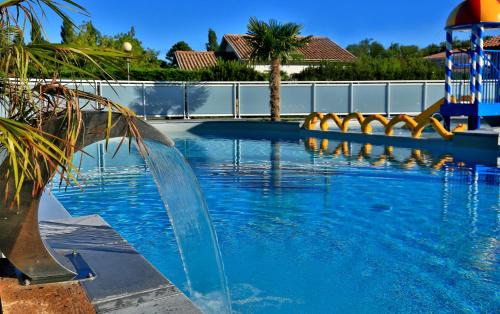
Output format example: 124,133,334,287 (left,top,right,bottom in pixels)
202,59,265,81
206,28,219,51
60,18,76,44
74,21,101,46
246,17,311,121
347,39,385,58
56,21,165,77
30,18,47,44
166,40,192,64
